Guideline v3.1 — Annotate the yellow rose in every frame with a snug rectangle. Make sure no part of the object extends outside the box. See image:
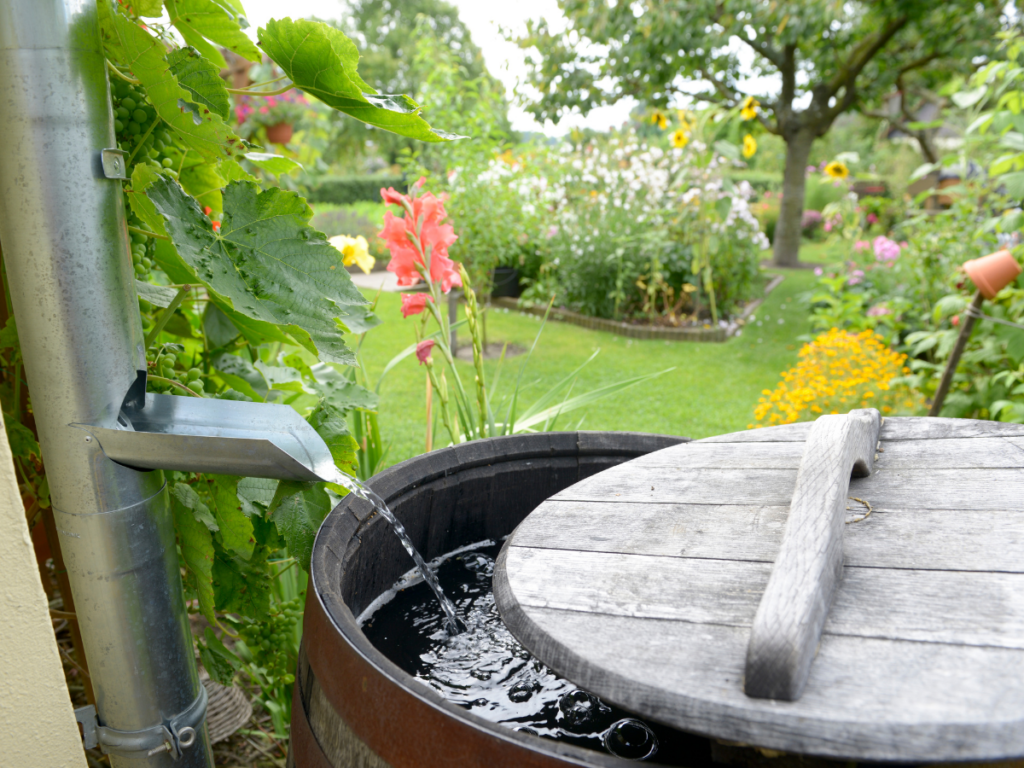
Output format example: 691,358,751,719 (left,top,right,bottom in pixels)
329,234,375,274
742,133,757,158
